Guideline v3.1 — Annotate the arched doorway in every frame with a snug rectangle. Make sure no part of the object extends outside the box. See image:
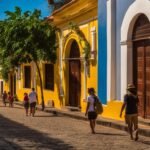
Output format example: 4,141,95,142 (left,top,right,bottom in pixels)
69,40,81,107
133,14,150,118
